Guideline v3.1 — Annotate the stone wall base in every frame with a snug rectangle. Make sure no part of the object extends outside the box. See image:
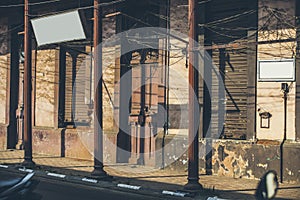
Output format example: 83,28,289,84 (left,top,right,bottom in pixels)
1,127,298,183
32,127,117,164
0,124,7,150
156,135,300,183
